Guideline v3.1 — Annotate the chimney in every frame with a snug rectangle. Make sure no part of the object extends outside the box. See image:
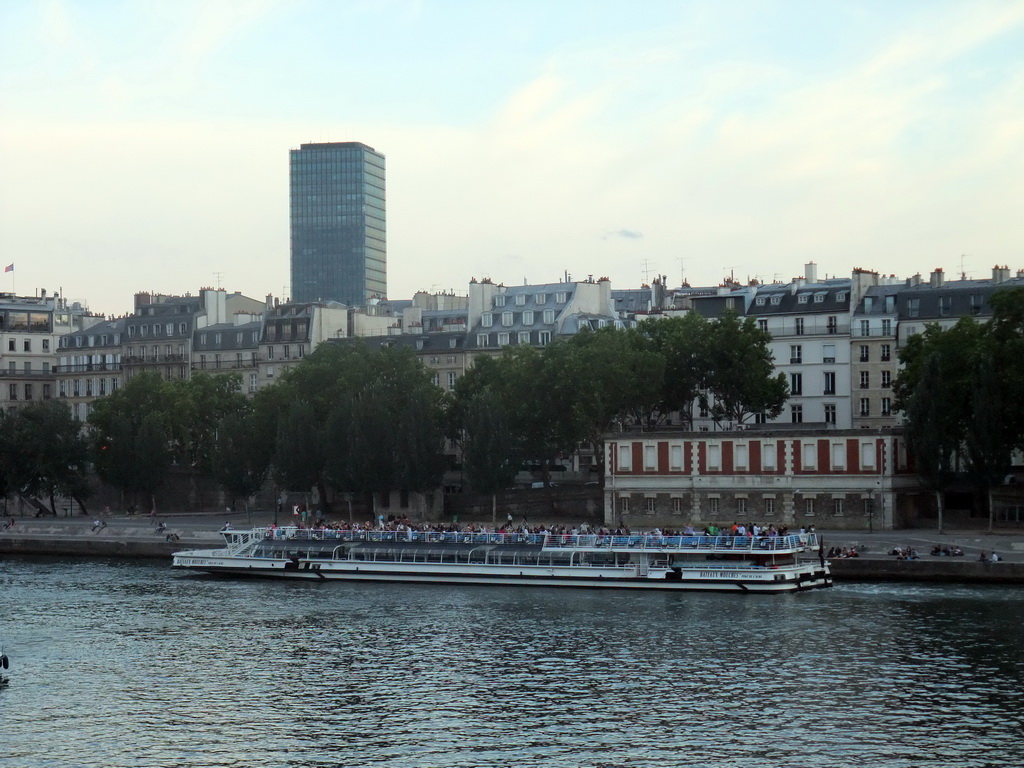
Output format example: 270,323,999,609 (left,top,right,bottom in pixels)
804,262,818,283
929,268,944,288
992,265,1011,284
